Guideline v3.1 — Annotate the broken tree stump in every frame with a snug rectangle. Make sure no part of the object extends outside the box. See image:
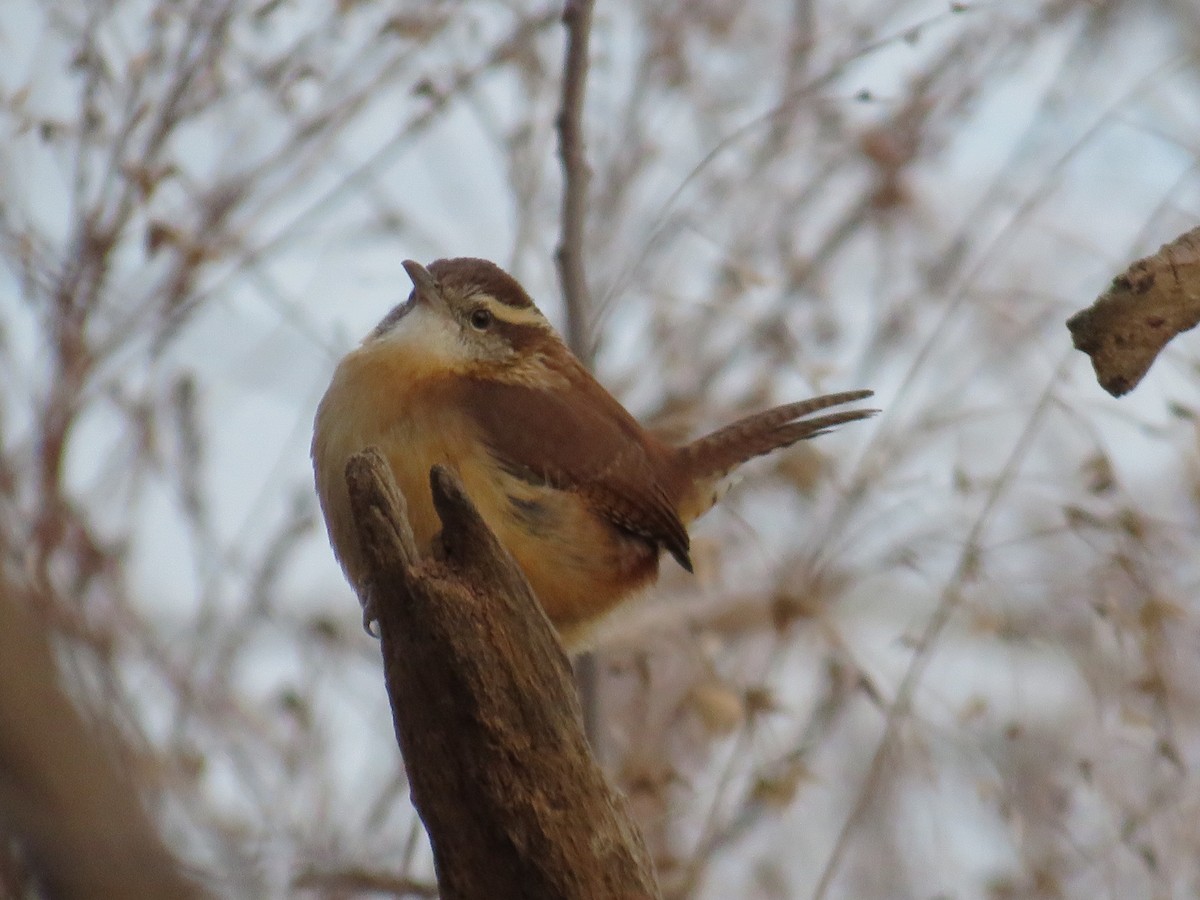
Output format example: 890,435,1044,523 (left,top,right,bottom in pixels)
344,449,660,900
